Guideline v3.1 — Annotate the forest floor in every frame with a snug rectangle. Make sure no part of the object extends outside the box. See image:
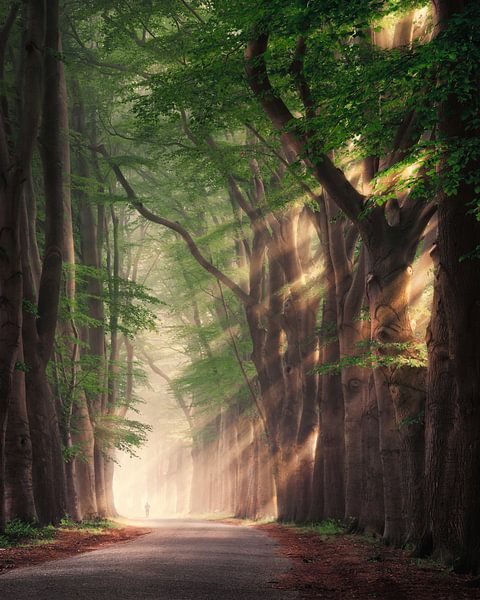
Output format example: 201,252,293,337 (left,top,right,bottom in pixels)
0,521,149,574
259,523,480,599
